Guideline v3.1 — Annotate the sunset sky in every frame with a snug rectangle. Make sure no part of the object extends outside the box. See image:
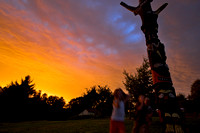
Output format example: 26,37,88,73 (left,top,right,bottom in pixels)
0,0,200,103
